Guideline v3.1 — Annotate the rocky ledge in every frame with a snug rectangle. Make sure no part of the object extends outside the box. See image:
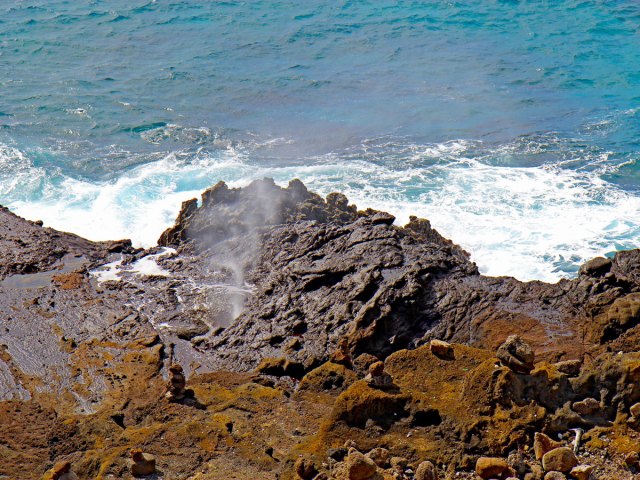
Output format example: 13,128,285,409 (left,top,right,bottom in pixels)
1,179,639,479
